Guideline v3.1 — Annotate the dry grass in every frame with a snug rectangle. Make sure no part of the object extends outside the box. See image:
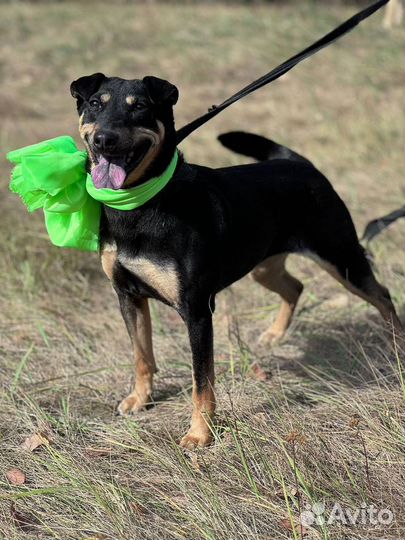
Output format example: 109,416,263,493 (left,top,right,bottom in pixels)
0,2,404,539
